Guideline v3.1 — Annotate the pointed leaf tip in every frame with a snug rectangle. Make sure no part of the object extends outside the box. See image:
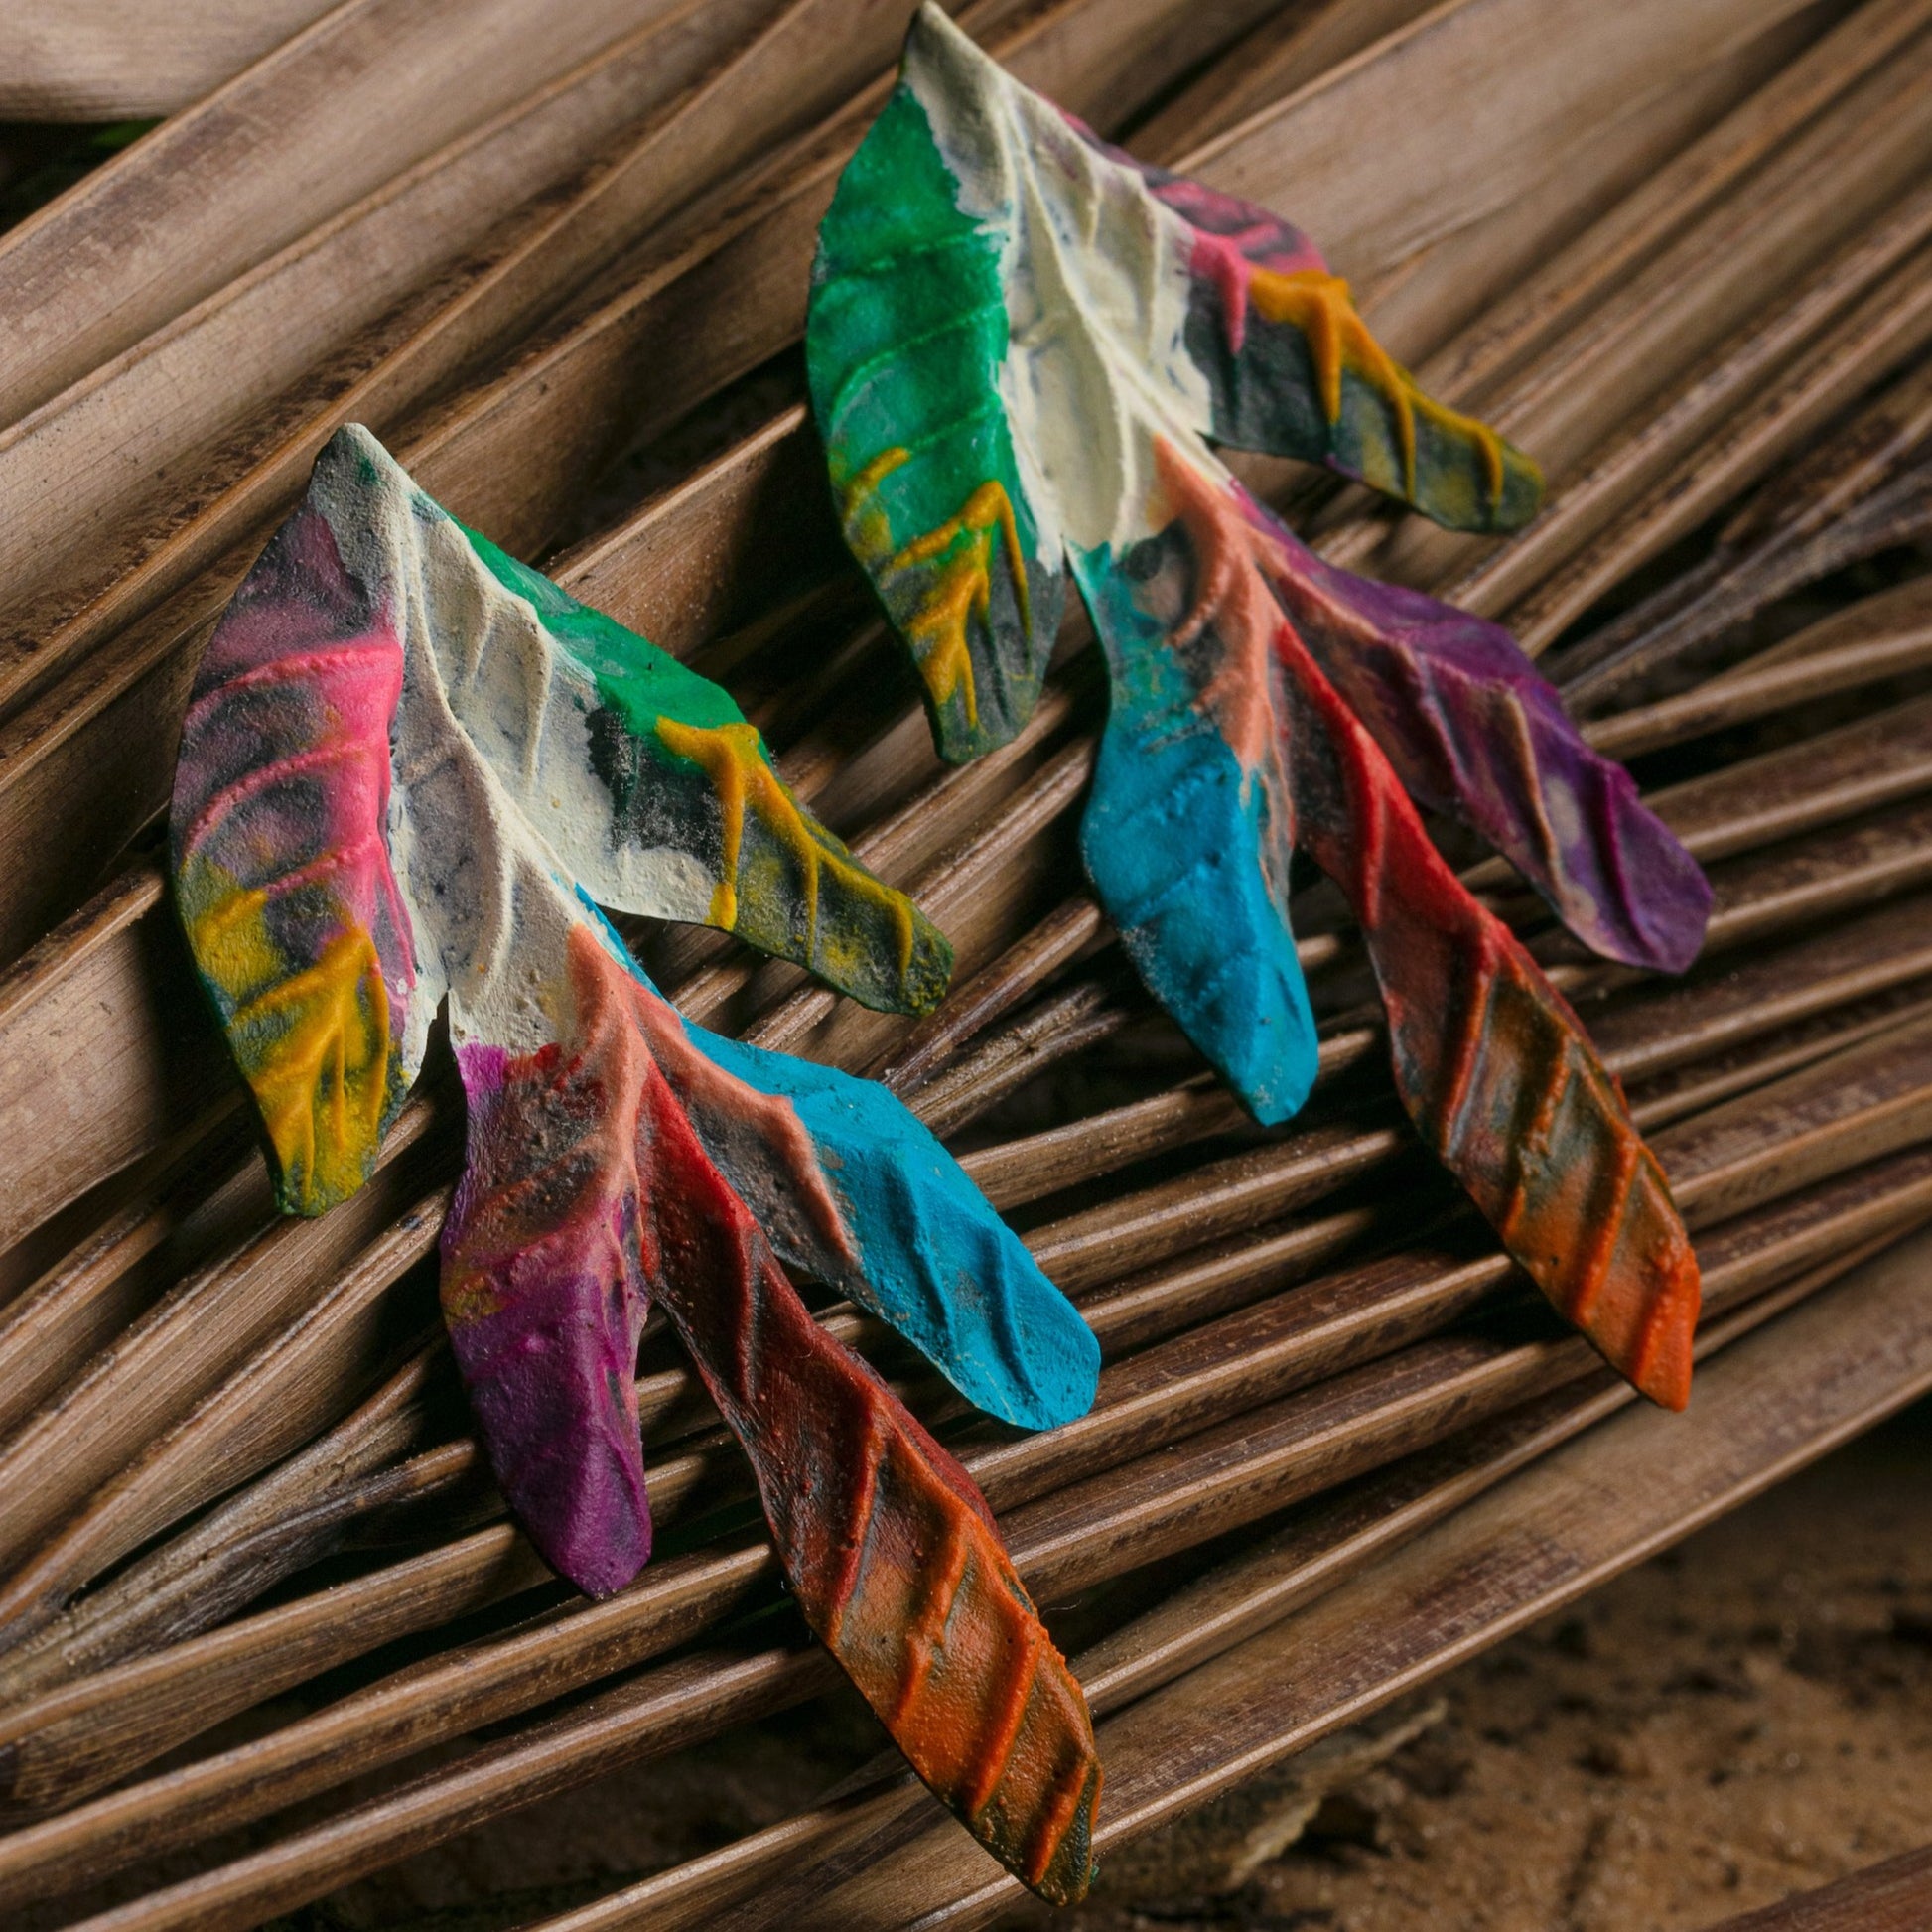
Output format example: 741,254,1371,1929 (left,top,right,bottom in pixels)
685,1020,1101,1430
